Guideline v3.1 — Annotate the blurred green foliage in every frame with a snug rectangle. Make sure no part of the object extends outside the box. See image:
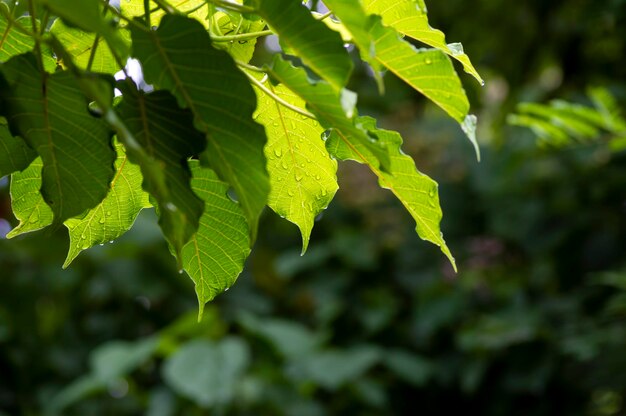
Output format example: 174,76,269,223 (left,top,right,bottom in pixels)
2,0,626,415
